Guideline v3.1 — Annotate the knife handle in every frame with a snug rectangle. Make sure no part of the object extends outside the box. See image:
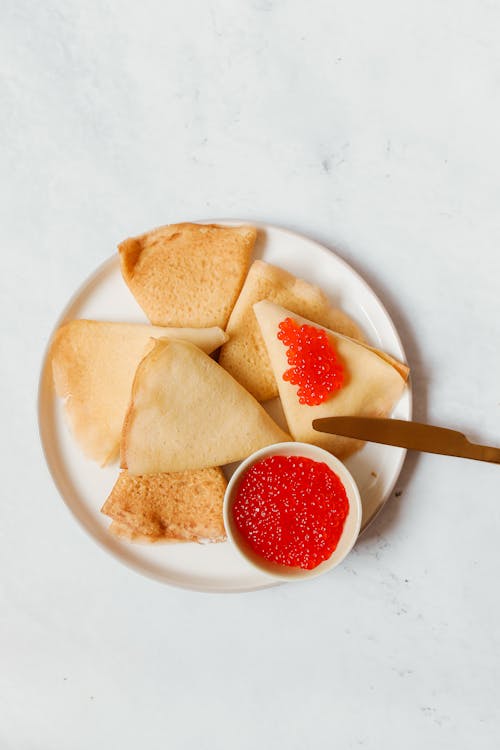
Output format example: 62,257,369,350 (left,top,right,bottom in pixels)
387,421,500,462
